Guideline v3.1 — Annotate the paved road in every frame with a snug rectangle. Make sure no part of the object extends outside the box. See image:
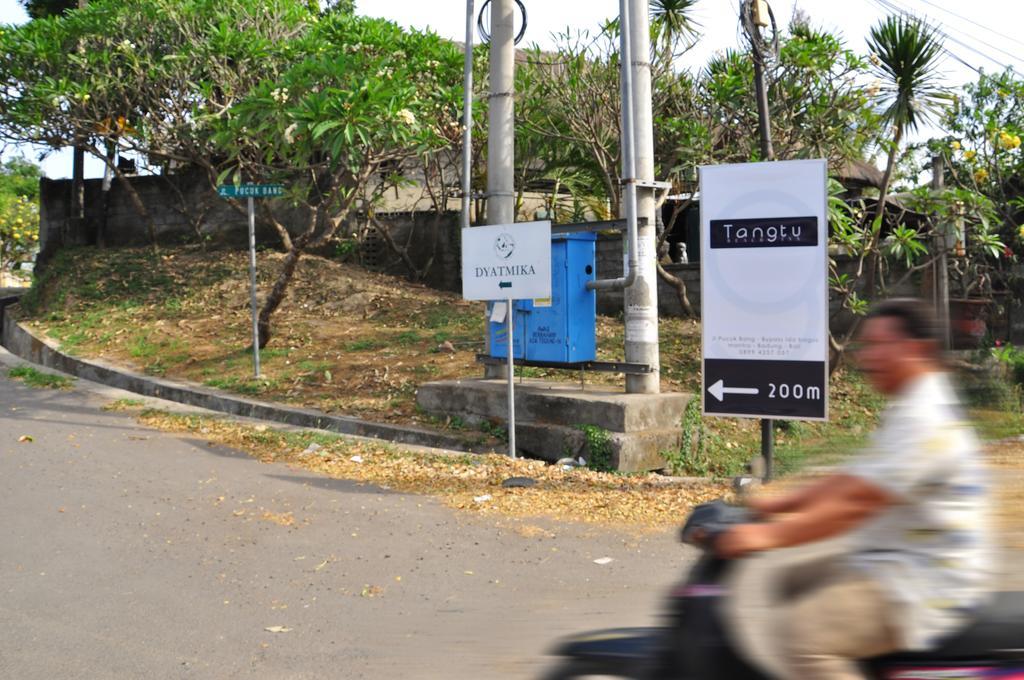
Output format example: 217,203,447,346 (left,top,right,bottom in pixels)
0,365,690,679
